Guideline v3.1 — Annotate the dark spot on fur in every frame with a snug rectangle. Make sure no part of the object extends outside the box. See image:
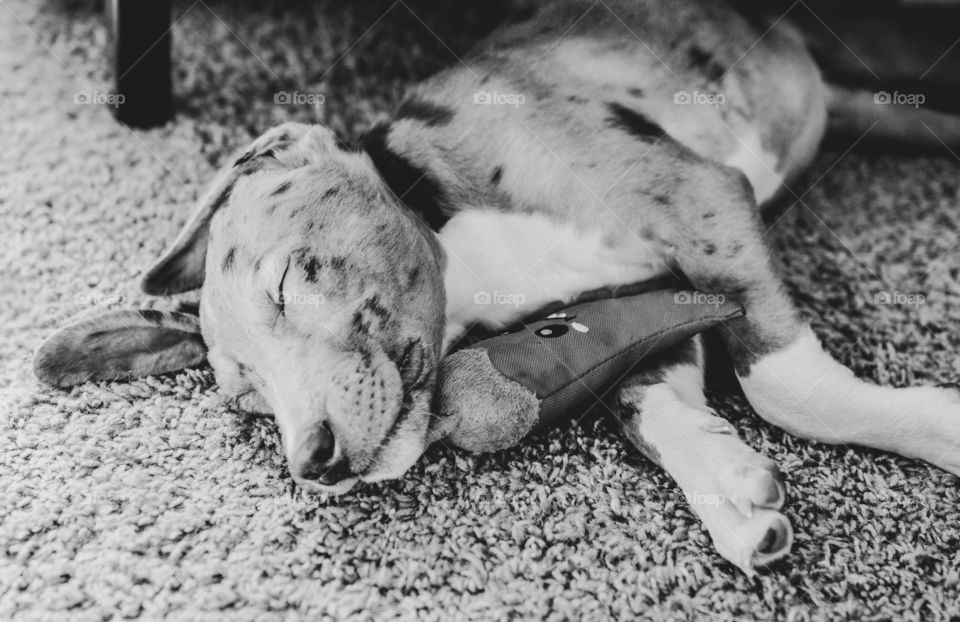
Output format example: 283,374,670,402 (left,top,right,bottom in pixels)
299,255,322,283
222,246,237,272
352,296,392,336
605,102,666,141
688,45,726,82
363,295,390,322
289,207,304,219
627,87,644,97
396,98,455,127
138,309,164,324
330,256,347,271
490,166,503,184
728,241,744,258
702,211,715,220
266,203,279,215
362,124,450,230
321,187,340,201
237,362,251,376
407,266,421,286
352,311,370,335
653,194,671,206
254,256,263,271
566,94,588,104
270,181,292,196
703,242,717,255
